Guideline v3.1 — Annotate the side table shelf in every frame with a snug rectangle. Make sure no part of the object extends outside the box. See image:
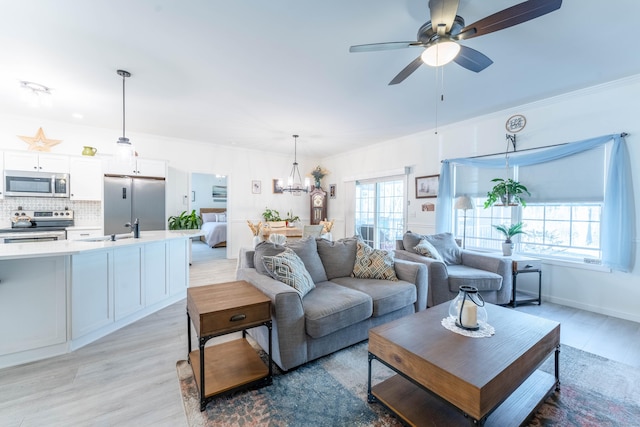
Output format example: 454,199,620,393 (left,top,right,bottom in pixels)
187,280,272,411
510,256,542,308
